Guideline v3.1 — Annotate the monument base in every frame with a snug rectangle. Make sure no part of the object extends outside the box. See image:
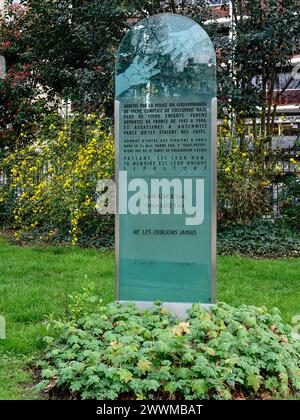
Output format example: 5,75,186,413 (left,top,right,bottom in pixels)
117,301,214,318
